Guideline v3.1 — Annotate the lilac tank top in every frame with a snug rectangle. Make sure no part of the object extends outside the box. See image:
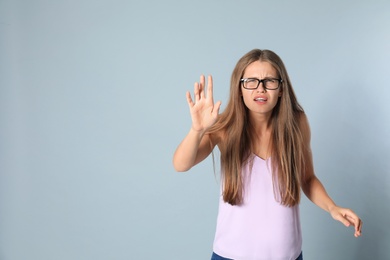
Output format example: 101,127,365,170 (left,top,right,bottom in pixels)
213,155,302,260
